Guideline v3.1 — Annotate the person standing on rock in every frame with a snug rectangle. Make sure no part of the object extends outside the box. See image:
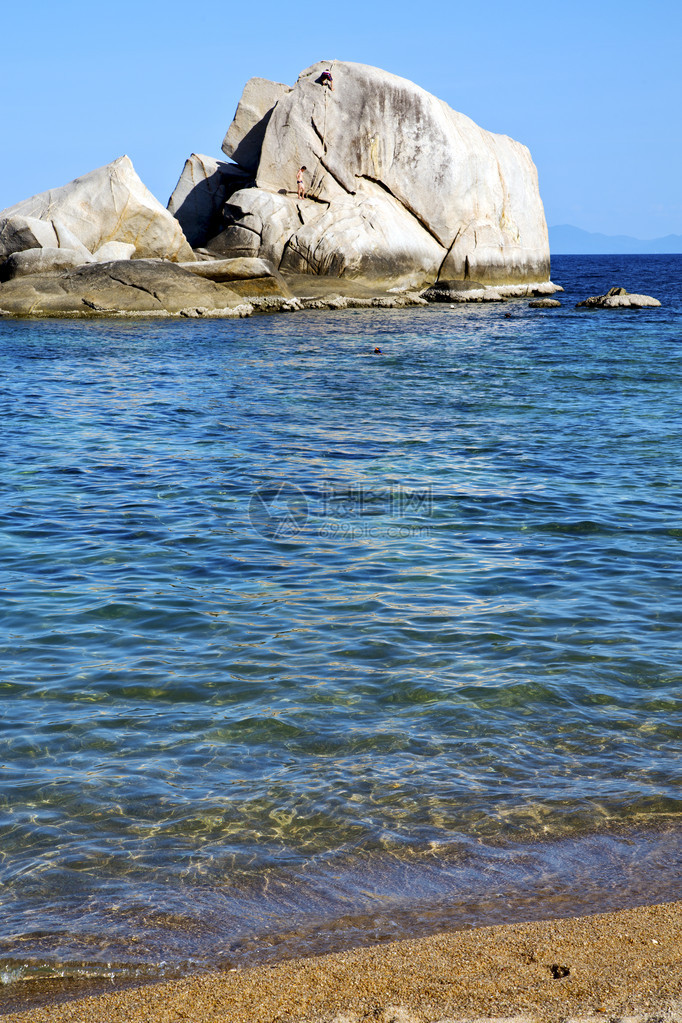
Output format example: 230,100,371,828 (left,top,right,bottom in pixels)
297,166,307,199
